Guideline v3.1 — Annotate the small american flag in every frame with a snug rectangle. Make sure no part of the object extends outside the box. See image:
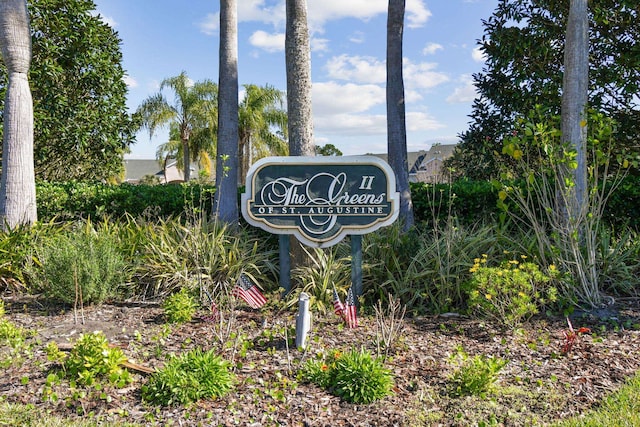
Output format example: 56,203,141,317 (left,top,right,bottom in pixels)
332,286,345,316
201,301,219,322
344,286,358,328
232,274,267,309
